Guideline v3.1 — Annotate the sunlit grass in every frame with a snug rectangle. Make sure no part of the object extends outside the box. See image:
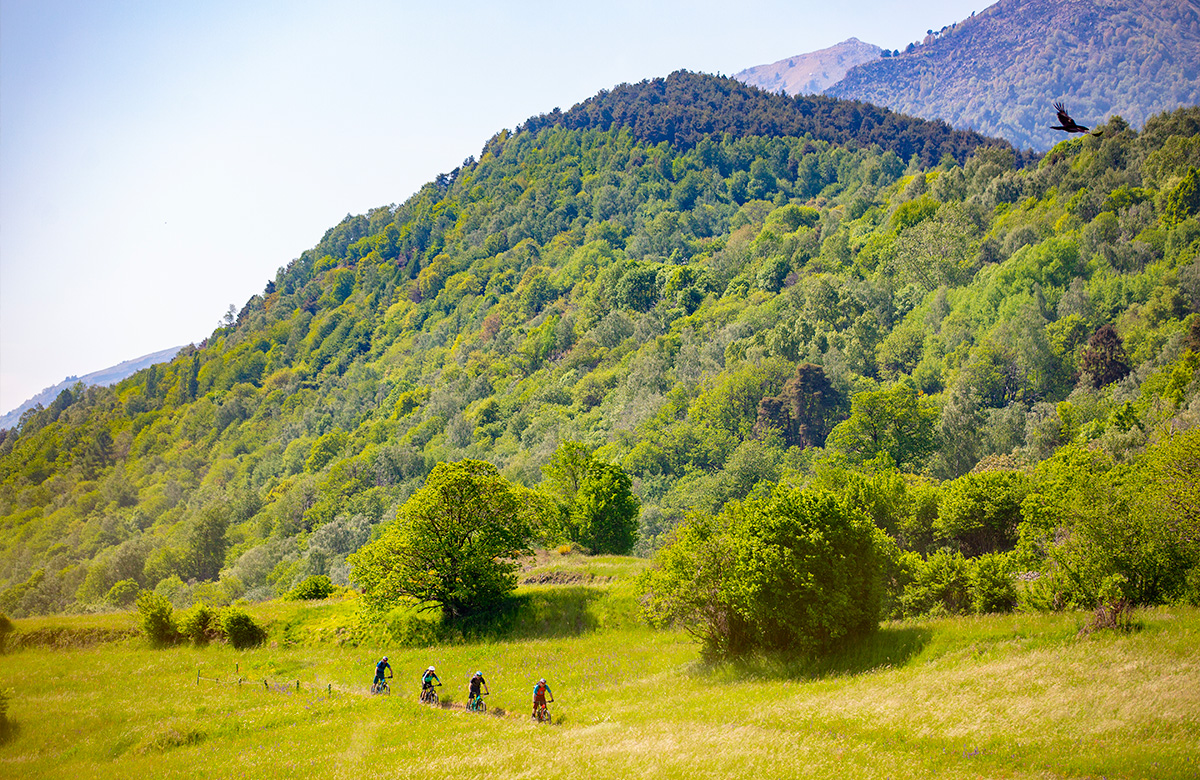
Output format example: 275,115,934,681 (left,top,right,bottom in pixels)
3,599,1199,778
